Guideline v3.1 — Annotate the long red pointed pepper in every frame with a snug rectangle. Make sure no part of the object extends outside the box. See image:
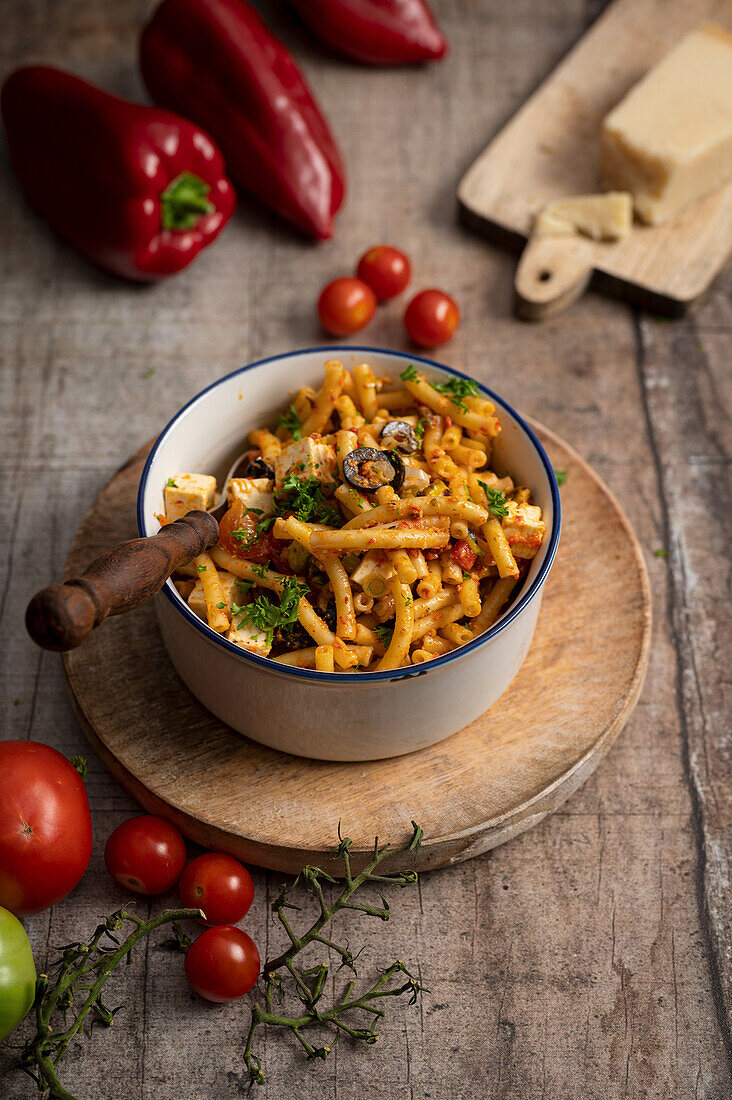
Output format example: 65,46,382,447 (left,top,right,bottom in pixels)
140,0,346,240
286,0,447,66
1,67,235,281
